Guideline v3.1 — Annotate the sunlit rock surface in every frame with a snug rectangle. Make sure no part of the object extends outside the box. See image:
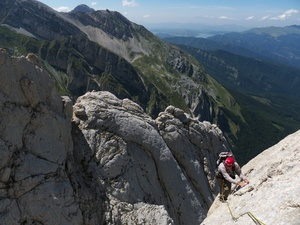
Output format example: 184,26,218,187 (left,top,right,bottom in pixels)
201,130,300,225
